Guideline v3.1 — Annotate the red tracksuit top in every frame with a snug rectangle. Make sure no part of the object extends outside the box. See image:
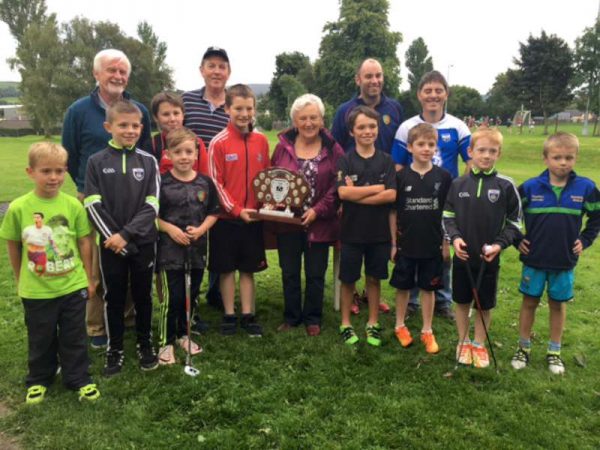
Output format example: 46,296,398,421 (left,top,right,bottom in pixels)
208,122,270,219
